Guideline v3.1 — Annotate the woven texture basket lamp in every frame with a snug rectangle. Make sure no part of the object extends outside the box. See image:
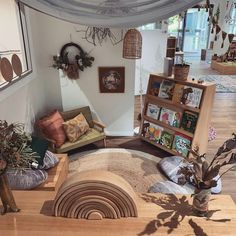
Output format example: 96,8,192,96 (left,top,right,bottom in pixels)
123,29,142,59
